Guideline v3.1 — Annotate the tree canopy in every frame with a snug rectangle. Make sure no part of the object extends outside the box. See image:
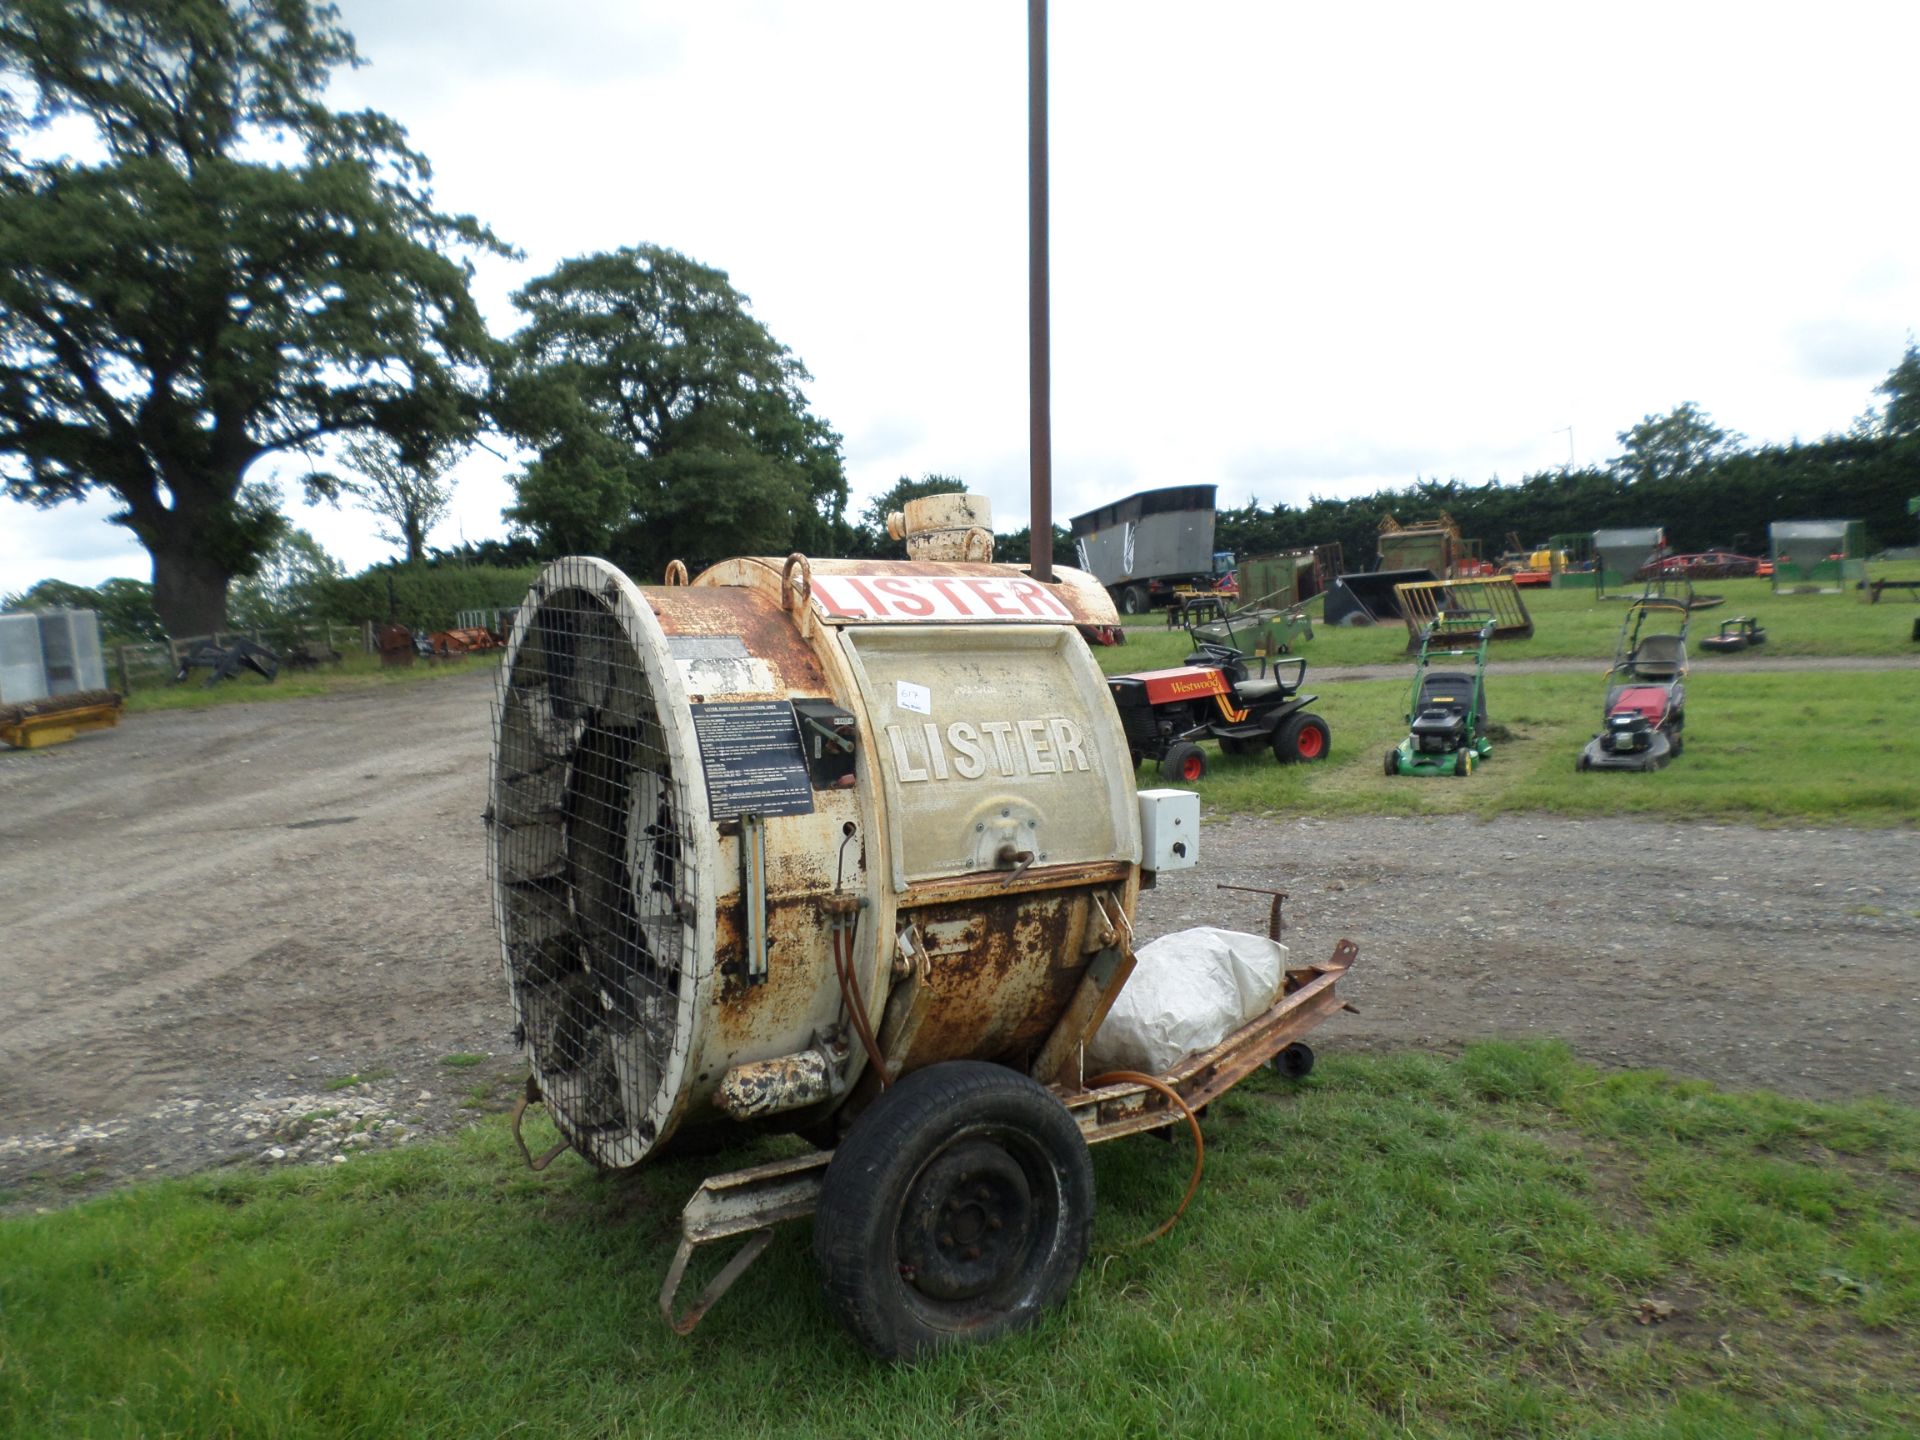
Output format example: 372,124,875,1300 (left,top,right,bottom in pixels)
327,435,462,565
1862,341,1920,440
228,525,341,628
0,0,503,635
497,244,846,574
0,573,165,640
1609,402,1746,485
